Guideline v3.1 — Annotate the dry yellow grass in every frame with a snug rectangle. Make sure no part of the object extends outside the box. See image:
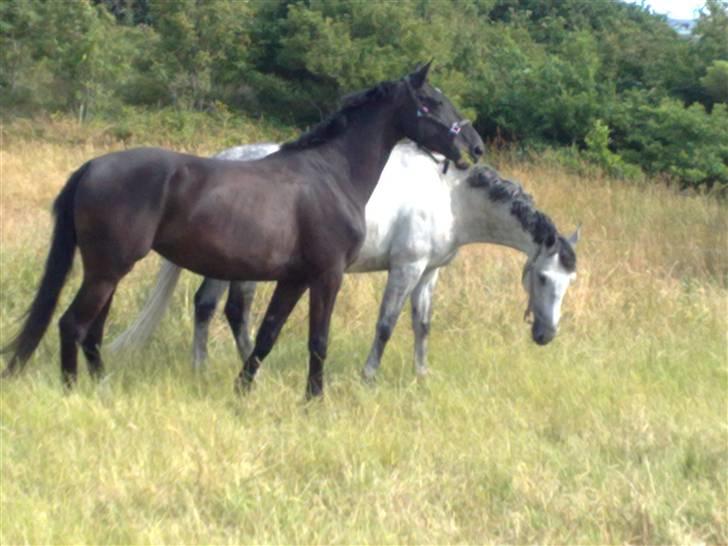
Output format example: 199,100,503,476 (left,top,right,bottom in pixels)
1,118,726,544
